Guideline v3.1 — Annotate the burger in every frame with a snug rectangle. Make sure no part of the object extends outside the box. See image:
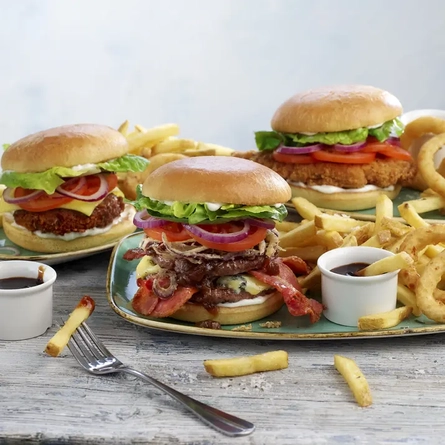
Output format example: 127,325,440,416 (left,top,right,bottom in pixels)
236,85,416,211
0,123,149,253
125,156,323,325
